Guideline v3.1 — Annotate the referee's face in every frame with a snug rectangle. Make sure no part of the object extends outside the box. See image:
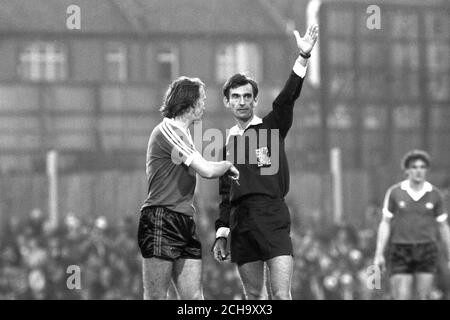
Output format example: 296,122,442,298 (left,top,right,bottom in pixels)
226,84,257,122
406,159,428,183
